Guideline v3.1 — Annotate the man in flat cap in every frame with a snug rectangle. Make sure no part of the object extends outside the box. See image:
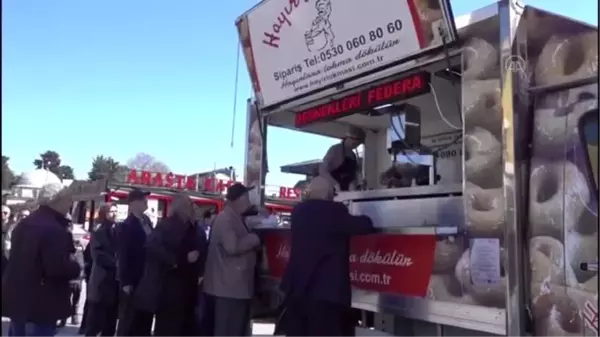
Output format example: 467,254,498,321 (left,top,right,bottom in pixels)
116,188,154,336
203,183,262,336
279,177,375,336
319,126,366,192
2,183,81,336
